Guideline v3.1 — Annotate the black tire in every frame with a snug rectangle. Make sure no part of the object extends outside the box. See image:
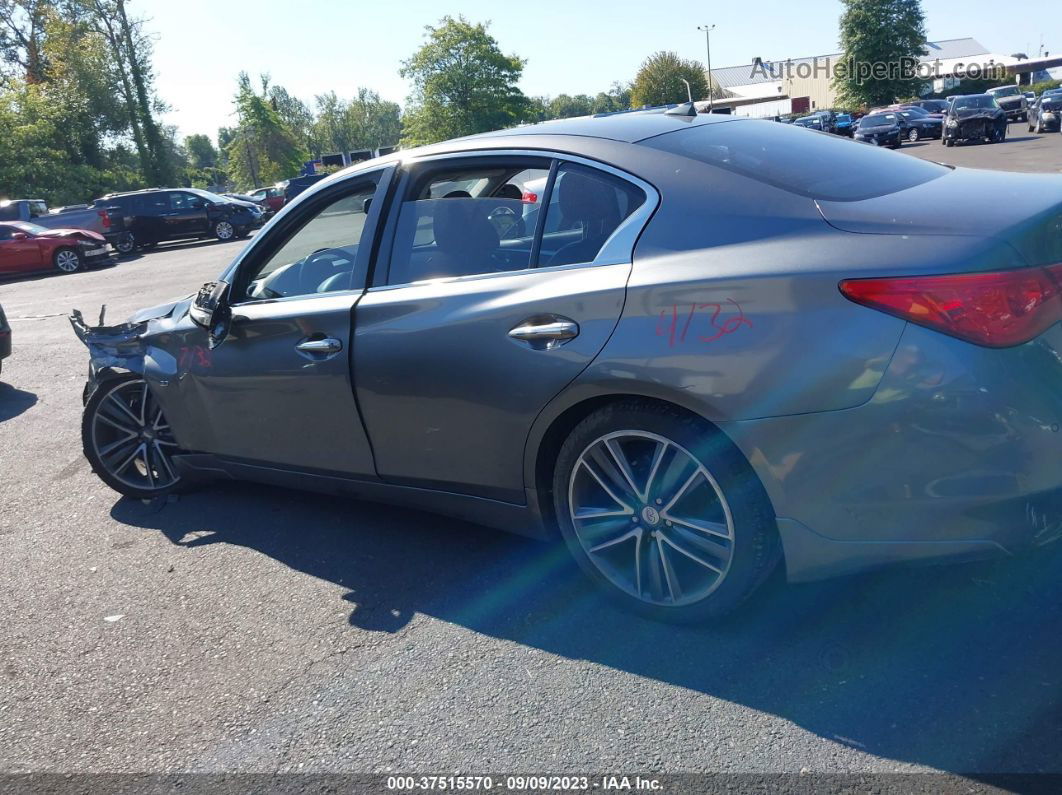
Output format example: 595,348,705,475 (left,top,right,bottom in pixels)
552,400,780,623
213,219,236,241
114,232,136,255
907,128,919,143
82,374,185,500
53,246,83,274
